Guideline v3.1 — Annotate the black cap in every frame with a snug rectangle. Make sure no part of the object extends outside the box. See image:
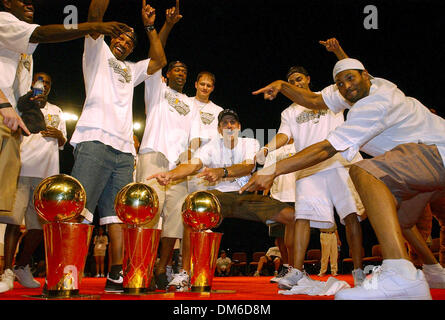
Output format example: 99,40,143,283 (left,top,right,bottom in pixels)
218,109,239,124
167,60,188,72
